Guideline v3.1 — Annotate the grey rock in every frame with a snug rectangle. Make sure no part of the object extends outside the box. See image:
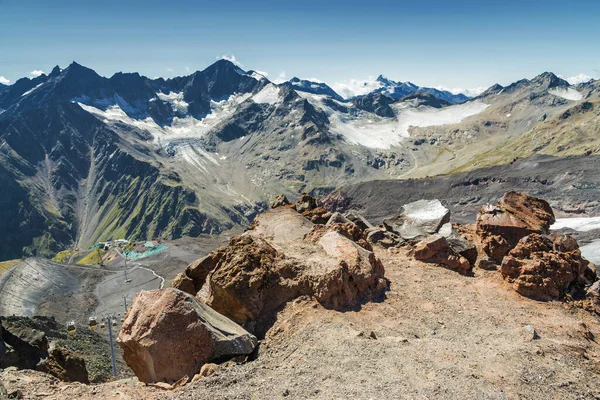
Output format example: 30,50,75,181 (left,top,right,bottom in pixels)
476,256,497,271
366,227,403,248
383,199,451,240
447,236,478,266
271,194,290,209
344,211,374,231
522,325,540,341
326,212,352,226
